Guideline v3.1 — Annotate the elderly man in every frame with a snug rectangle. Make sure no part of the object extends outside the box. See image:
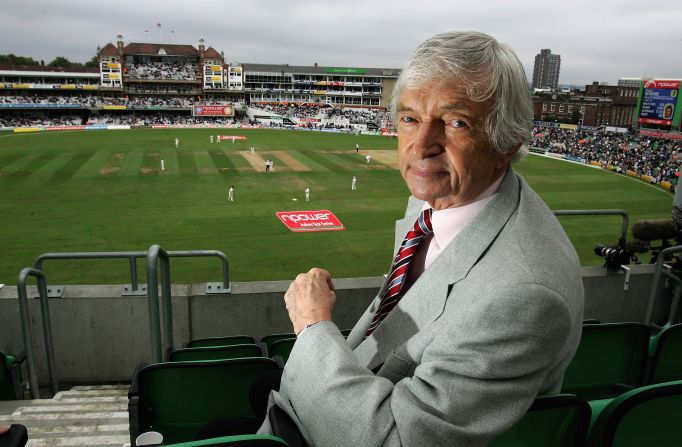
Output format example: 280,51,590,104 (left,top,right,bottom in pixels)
260,31,583,446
